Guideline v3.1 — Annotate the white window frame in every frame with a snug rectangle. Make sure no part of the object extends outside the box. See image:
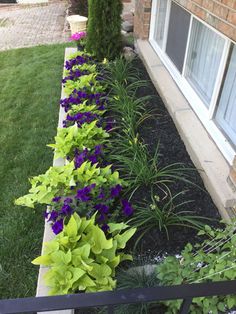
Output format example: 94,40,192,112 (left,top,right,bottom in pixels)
149,0,236,164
